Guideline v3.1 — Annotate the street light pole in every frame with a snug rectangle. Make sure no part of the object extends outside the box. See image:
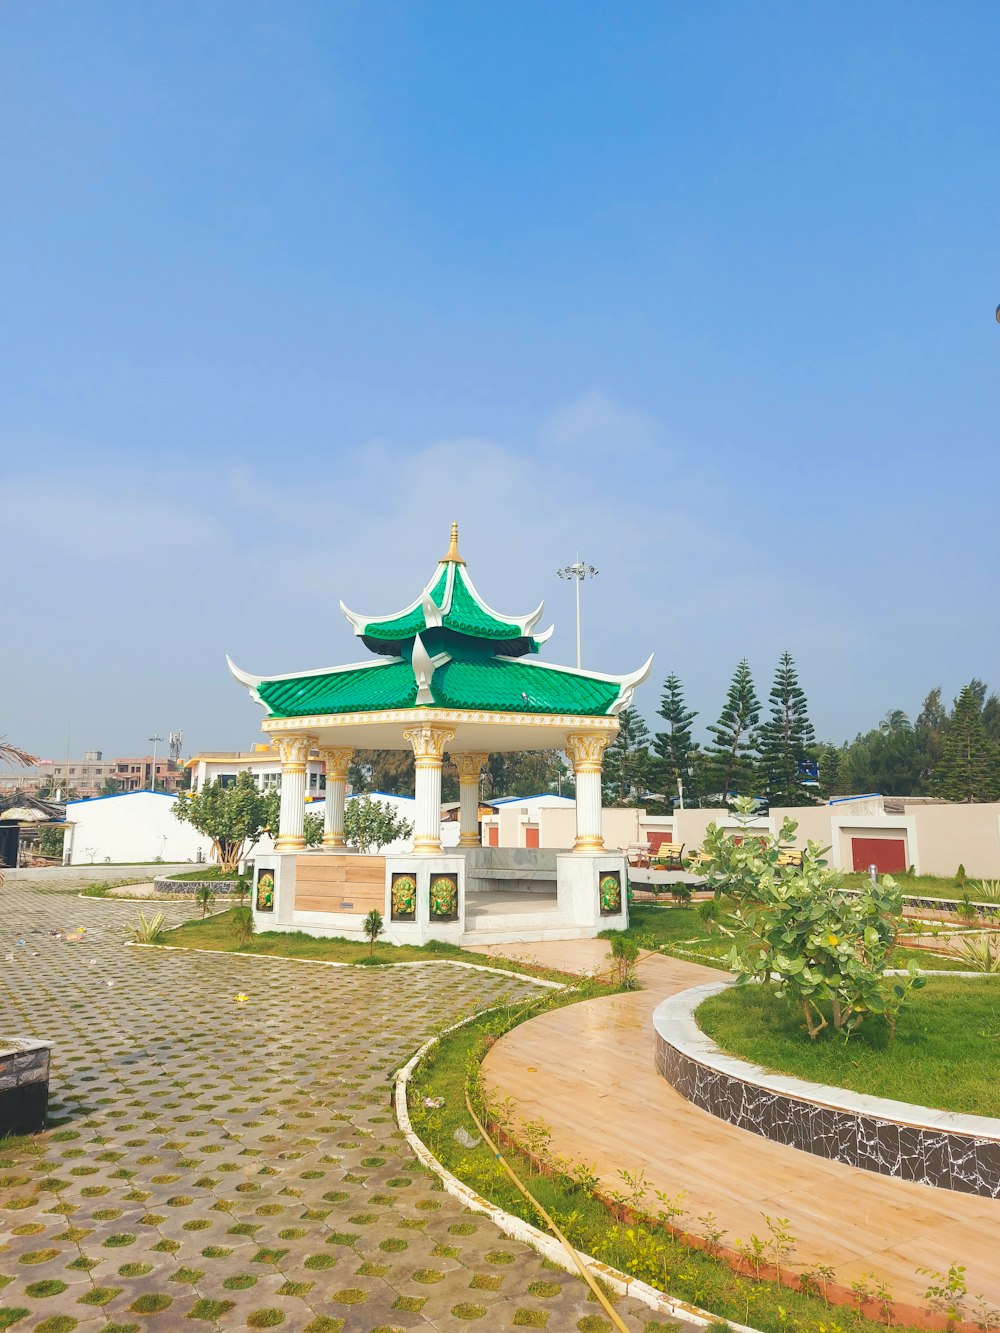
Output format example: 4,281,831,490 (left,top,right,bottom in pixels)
149,734,163,792
556,558,598,669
